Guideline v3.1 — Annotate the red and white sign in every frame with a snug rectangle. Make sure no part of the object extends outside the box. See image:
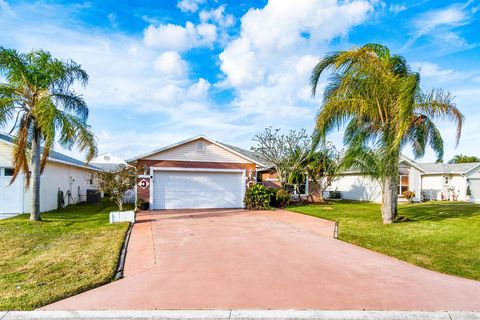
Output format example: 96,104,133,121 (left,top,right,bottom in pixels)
138,179,150,189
